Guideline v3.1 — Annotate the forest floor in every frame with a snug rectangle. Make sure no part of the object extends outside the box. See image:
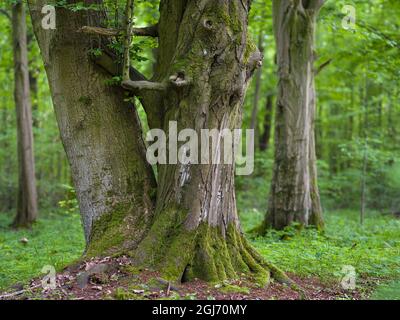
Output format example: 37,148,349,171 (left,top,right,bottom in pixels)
0,209,399,300
0,255,369,300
